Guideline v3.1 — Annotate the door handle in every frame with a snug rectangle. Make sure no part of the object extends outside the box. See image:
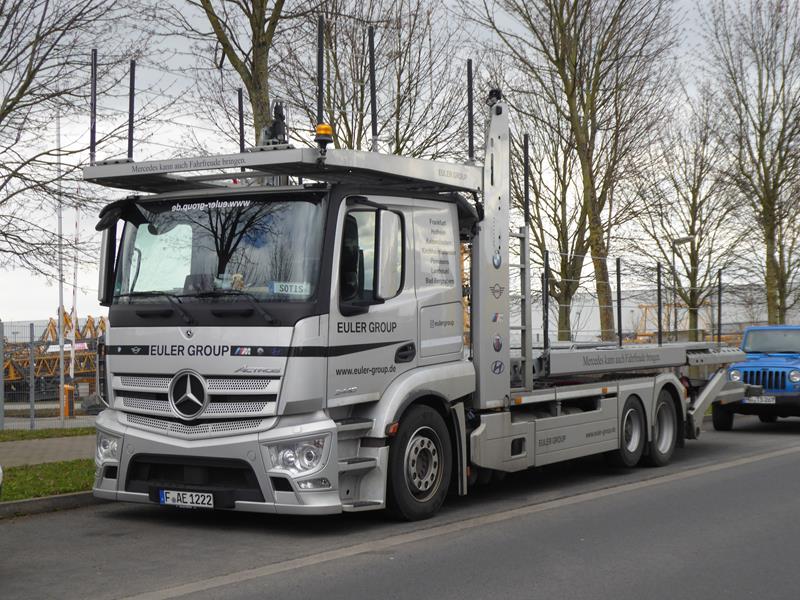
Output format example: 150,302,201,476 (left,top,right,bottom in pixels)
395,342,416,364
